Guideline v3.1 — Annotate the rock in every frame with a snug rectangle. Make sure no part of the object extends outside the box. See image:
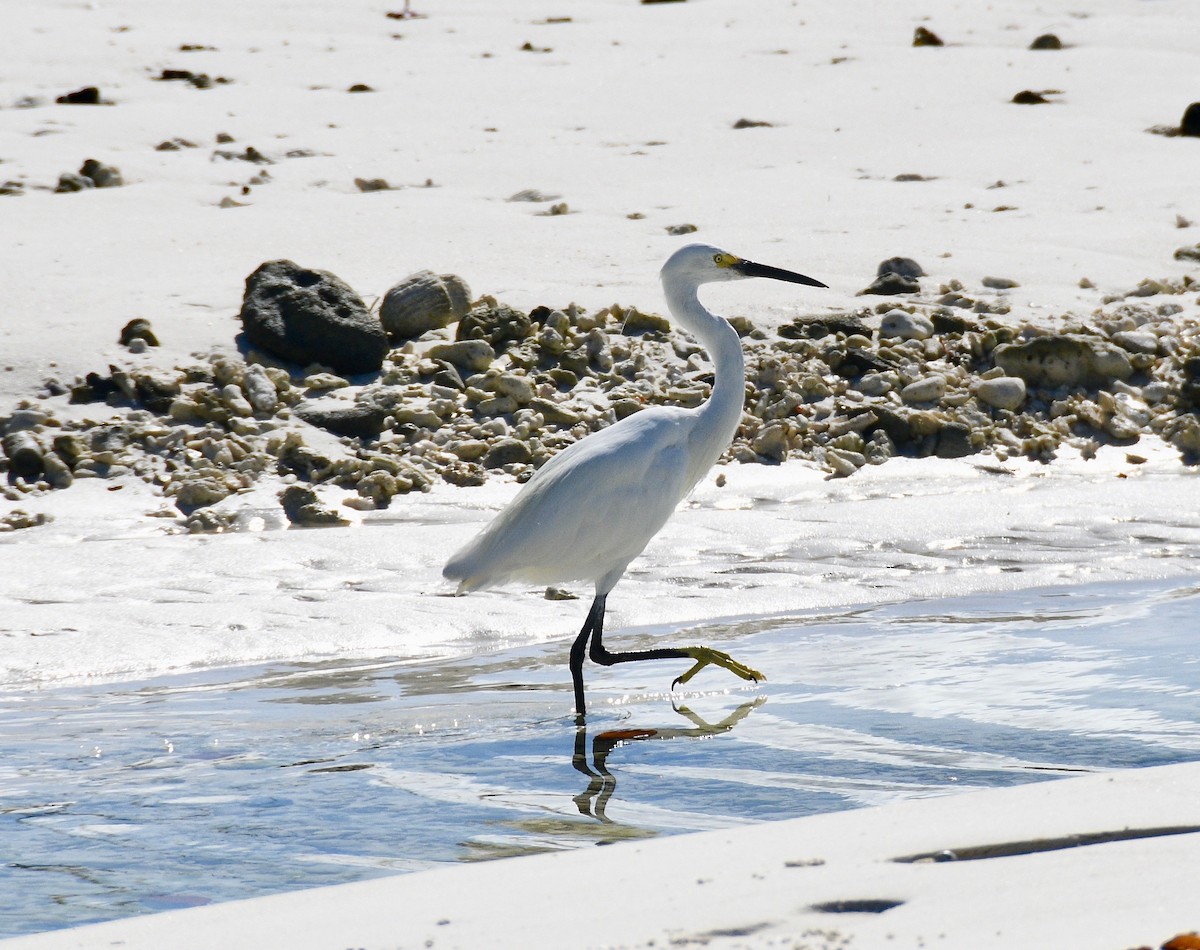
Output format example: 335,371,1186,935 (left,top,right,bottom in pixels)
133,371,182,413
239,260,388,375
935,422,975,458
120,318,159,347
1180,102,1200,138
832,347,895,379
296,401,392,437
618,307,671,335
981,276,1019,290
931,311,977,335
1179,357,1200,410
993,335,1133,388
1029,33,1062,50
975,375,1026,411
79,159,123,188
427,339,496,374
456,300,532,347
240,364,279,413
56,86,103,105
860,272,920,295
1110,330,1158,355
1172,243,1200,263
912,26,944,47
900,375,946,403
529,397,582,427
279,485,349,526
482,437,532,468
380,270,472,341
877,257,925,280
2,431,44,478
55,172,94,193
779,313,868,340
879,309,934,341
752,422,789,462
1012,90,1050,105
